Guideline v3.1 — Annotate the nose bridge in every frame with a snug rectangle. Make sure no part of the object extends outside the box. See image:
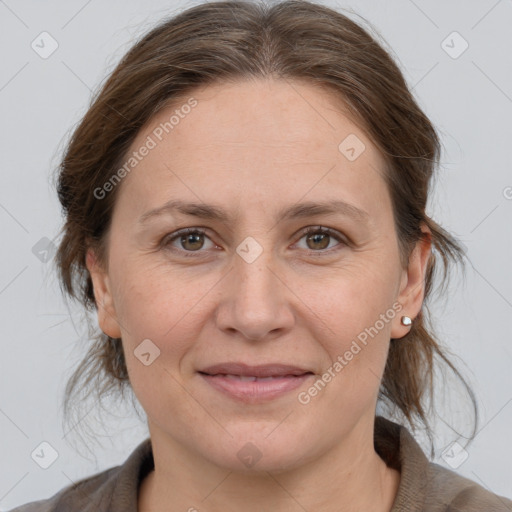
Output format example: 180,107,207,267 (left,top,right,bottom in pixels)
216,234,294,340
234,235,280,310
